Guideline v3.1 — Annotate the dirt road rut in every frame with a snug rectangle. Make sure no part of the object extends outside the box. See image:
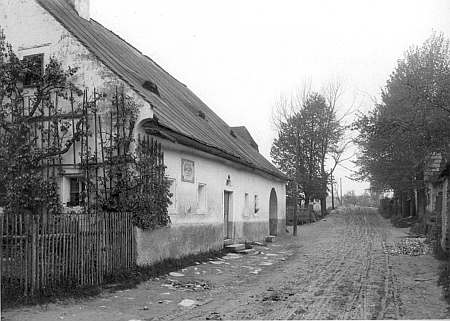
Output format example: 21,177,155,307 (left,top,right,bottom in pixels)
178,207,447,320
